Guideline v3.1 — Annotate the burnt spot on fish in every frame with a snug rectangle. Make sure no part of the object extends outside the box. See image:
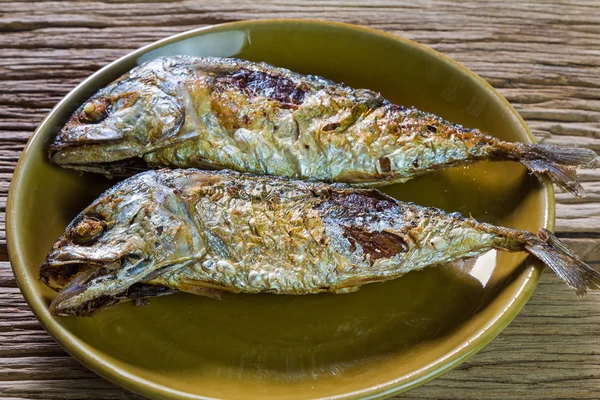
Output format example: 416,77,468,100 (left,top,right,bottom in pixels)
315,190,398,225
326,190,397,213
344,226,408,262
224,69,308,108
379,156,391,173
